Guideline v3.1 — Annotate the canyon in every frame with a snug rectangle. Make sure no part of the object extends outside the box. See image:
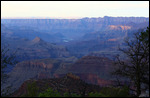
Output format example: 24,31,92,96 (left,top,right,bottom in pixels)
1,16,149,96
